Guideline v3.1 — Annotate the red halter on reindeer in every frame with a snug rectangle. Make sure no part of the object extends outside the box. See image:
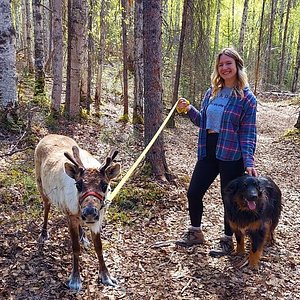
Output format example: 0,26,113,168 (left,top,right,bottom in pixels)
34,134,121,291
